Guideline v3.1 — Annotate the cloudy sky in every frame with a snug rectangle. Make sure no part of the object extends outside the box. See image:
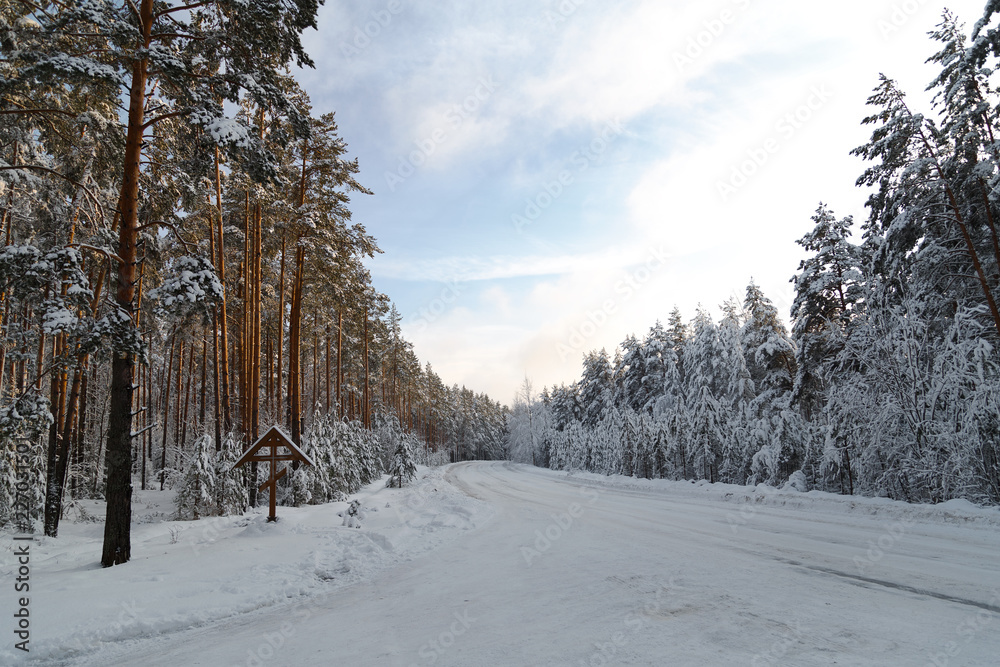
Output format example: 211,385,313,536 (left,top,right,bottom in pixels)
294,0,990,405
